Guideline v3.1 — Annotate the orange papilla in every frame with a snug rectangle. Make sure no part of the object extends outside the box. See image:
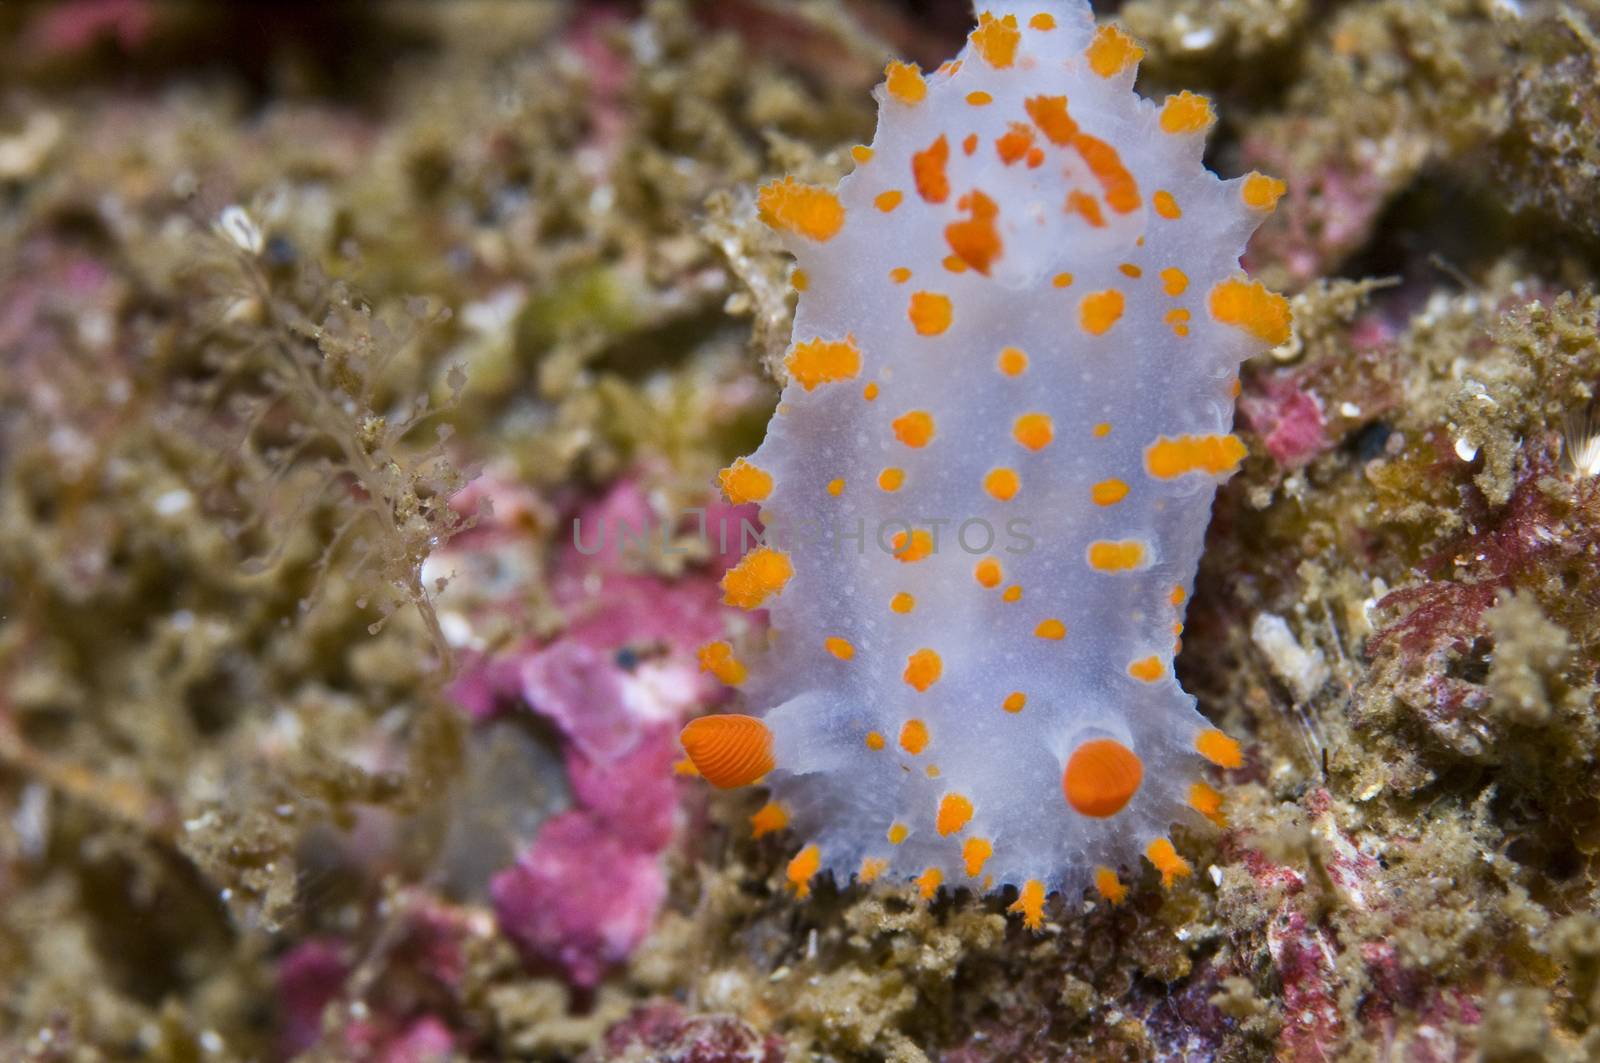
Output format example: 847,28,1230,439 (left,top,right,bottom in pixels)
995,122,1036,165
1071,133,1140,213
1025,95,1078,145
945,190,1003,274
913,134,951,203
680,713,775,789
1062,738,1144,817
